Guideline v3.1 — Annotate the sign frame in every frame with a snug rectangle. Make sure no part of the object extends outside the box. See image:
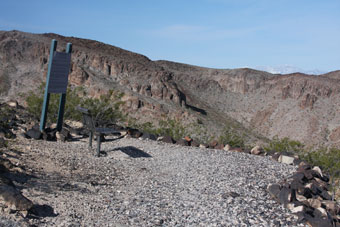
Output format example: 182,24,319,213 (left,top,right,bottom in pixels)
39,39,72,132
